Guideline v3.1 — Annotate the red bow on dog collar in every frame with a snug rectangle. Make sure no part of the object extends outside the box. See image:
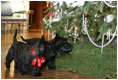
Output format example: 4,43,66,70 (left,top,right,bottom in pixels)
31,47,46,68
